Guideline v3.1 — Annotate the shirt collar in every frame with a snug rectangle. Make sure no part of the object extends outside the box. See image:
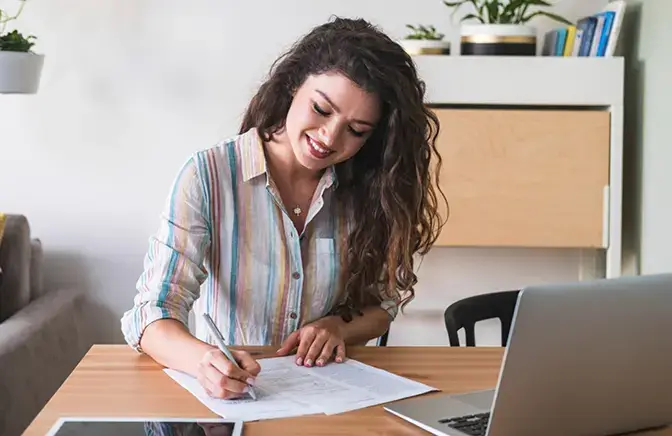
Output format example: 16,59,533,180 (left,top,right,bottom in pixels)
240,127,268,182
240,127,339,190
